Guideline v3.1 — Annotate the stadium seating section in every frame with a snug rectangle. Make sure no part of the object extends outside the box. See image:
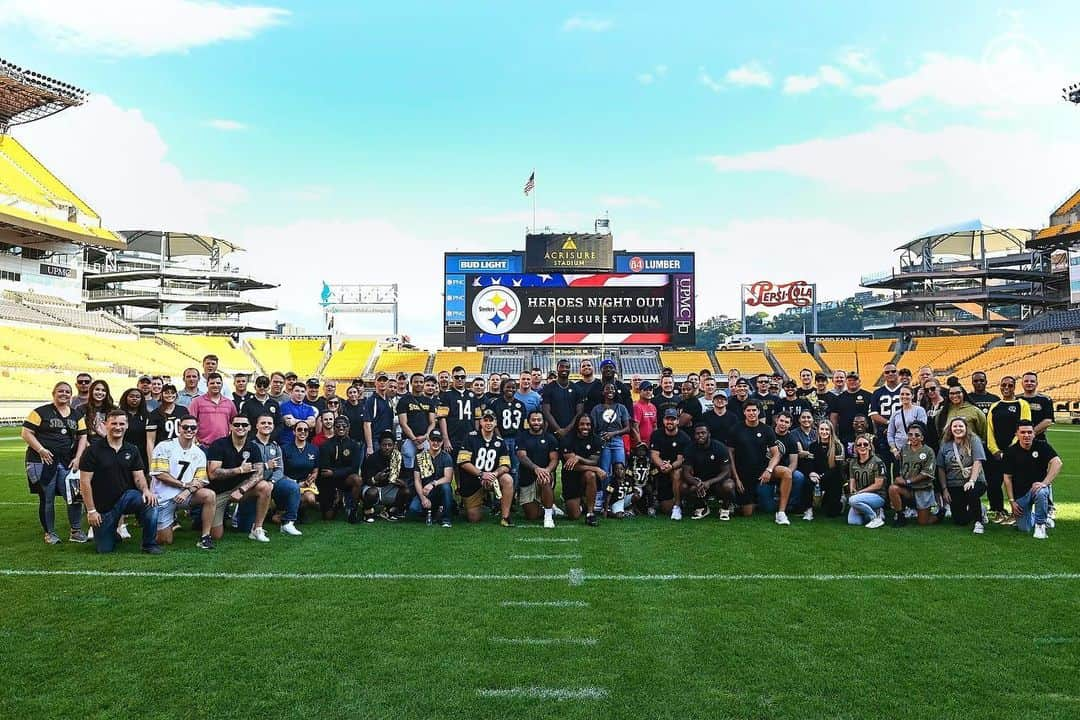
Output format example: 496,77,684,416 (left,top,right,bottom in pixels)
659,351,715,377
483,353,526,377
321,340,377,380
248,338,326,378
432,351,484,375
161,334,254,374
372,350,431,377
767,340,822,379
712,350,773,376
